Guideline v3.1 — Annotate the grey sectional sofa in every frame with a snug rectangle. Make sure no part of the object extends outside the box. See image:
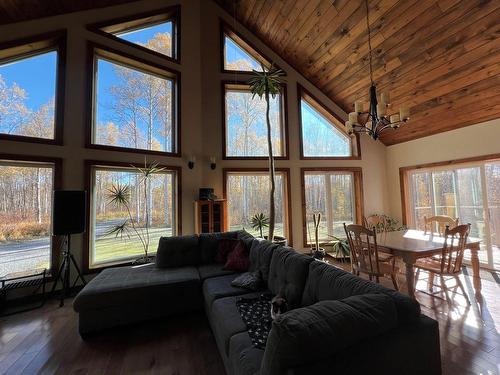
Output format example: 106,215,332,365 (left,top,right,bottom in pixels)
73,230,442,375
